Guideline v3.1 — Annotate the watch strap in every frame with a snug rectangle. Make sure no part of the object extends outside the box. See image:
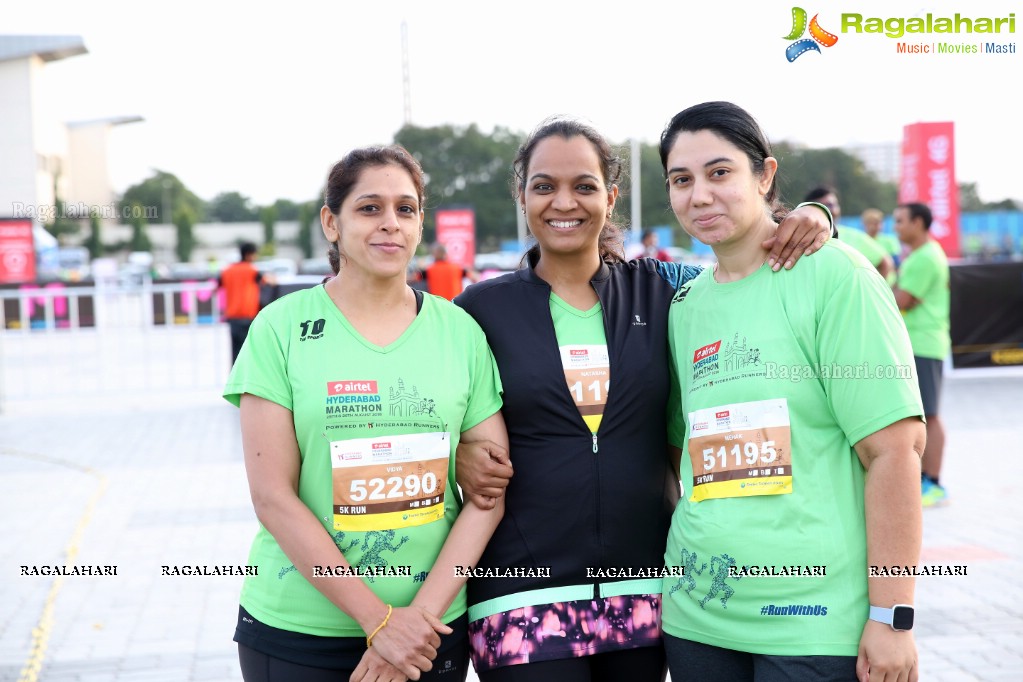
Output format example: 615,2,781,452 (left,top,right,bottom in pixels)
869,605,894,625
869,604,914,630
